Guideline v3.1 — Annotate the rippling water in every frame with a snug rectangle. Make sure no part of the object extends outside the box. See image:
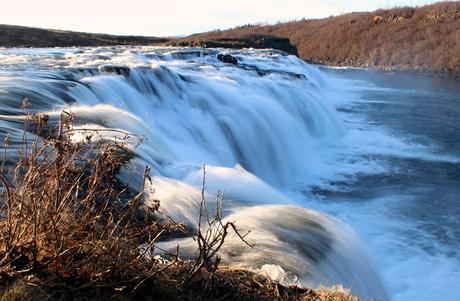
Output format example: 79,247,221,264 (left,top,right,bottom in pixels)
312,68,460,301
